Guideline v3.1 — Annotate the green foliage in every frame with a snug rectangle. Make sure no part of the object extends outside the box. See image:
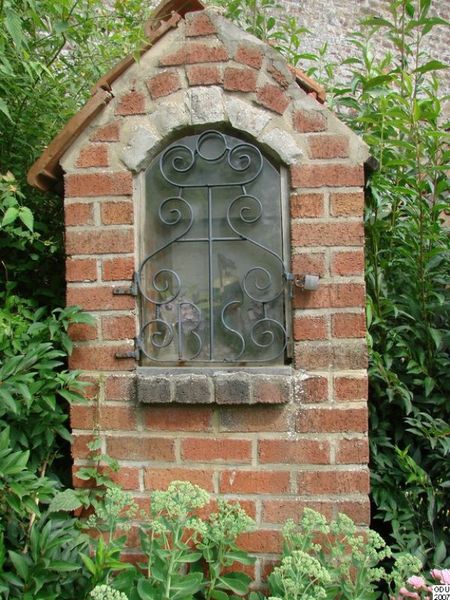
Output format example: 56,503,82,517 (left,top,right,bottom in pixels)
326,2,449,567
268,508,392,600
83,481,255,600
0,0,153,300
